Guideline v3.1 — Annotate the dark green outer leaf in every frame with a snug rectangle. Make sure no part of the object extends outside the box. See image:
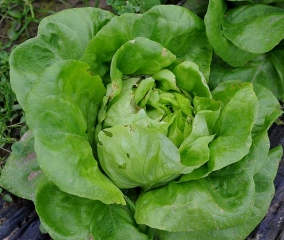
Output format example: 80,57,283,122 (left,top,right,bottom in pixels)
0,130,43,201
81,5,212,80
182,0,209,18
204,0,258,67
26,60,125,205
209,50,284,101
35,180,148,240
222,4,284,54
9,8,114,109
